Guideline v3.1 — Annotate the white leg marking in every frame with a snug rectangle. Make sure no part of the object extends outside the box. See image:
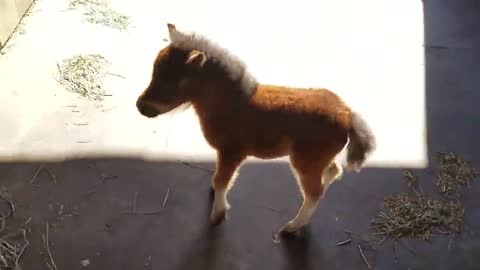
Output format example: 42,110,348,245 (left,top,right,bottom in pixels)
210,188,230,223
322,161,343,187
213,189,230,213
284,196,319,232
